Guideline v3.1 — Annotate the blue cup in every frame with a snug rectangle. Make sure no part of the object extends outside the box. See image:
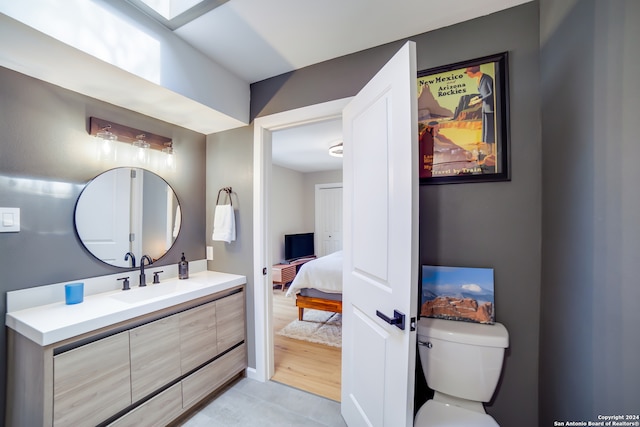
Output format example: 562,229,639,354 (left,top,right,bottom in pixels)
65,283,84,305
